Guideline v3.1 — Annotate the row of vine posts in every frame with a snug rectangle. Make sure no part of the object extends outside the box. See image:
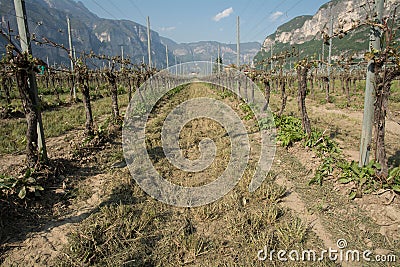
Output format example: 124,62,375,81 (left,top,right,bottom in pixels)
250,0,399,178
0,0,399,180
0,9,156,168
